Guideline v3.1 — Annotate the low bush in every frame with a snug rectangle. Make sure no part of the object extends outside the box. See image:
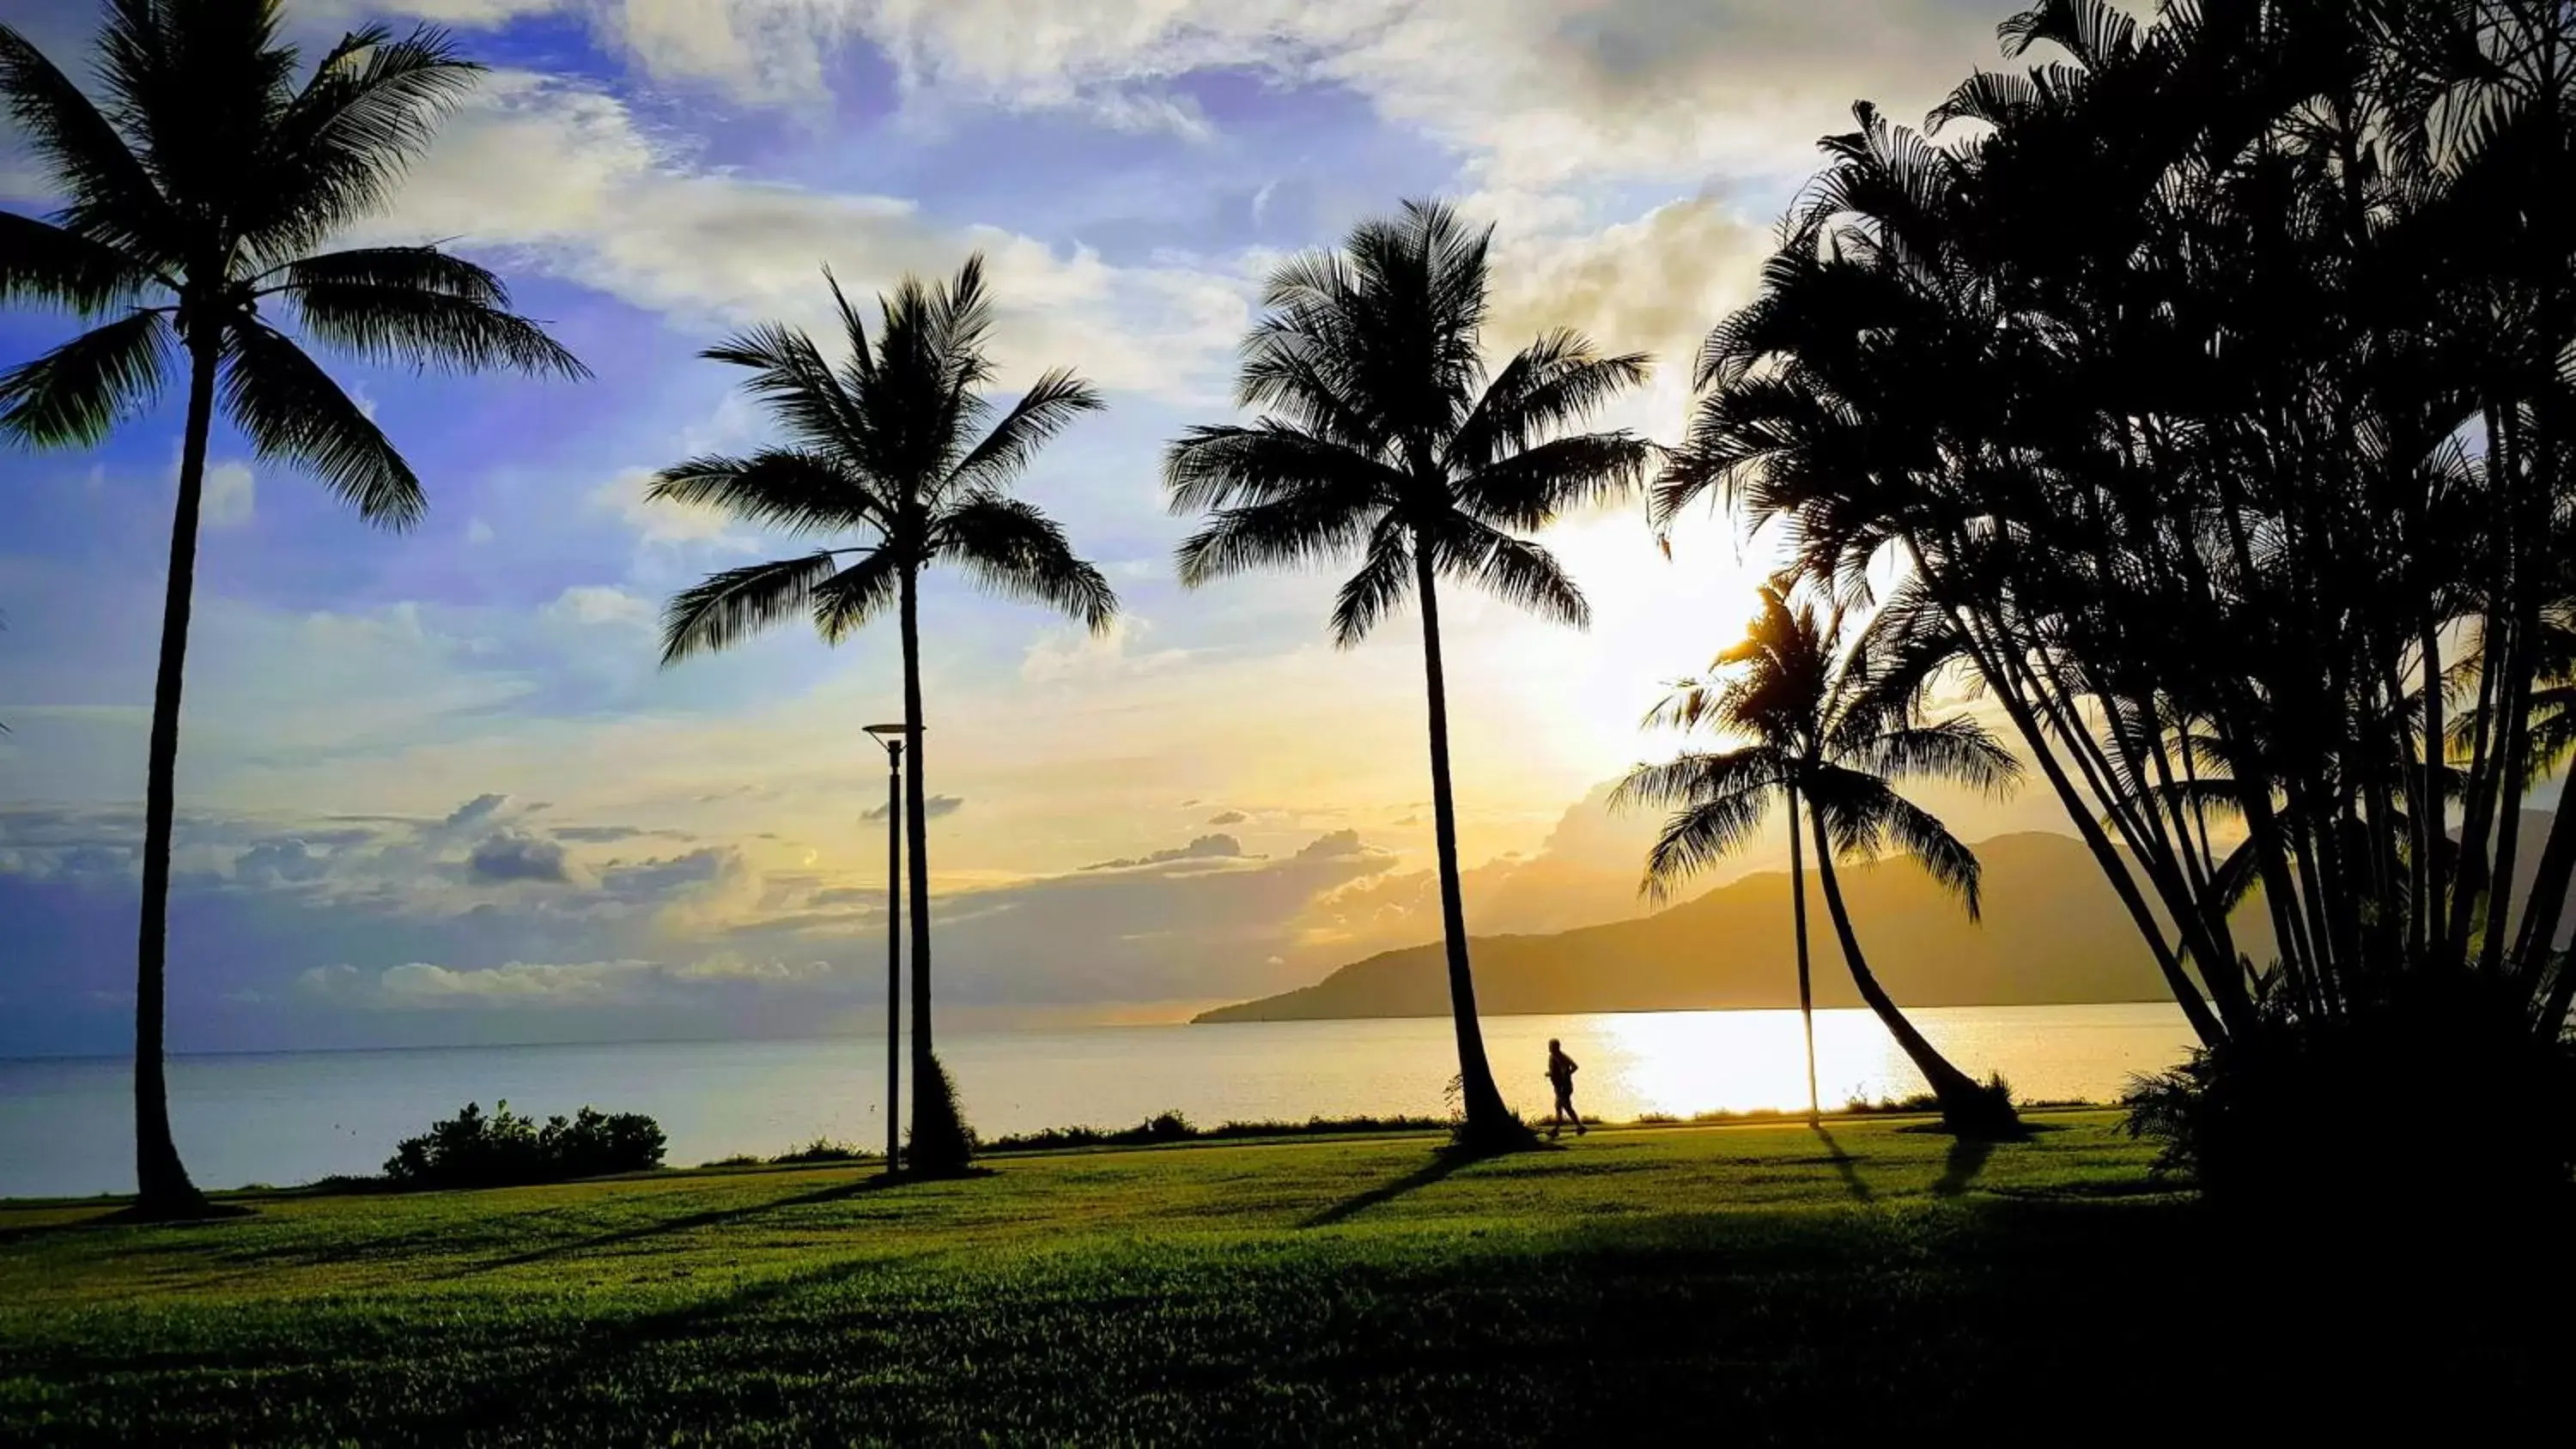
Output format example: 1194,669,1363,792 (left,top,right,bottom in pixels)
383,1100,666,1189
772,1138,874,1165
981,1112,1449,1154
2125,974,2576,1210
